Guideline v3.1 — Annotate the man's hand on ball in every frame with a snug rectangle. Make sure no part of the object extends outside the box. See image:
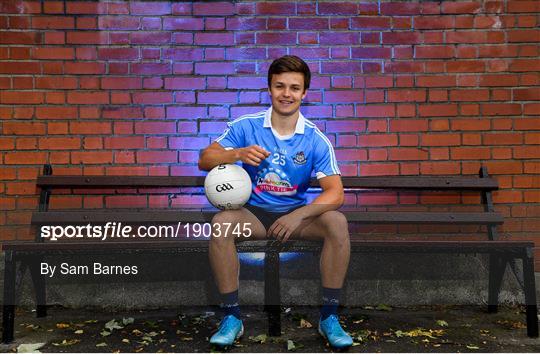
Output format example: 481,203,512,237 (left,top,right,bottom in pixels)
268,211,304,243
237,145,270,166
